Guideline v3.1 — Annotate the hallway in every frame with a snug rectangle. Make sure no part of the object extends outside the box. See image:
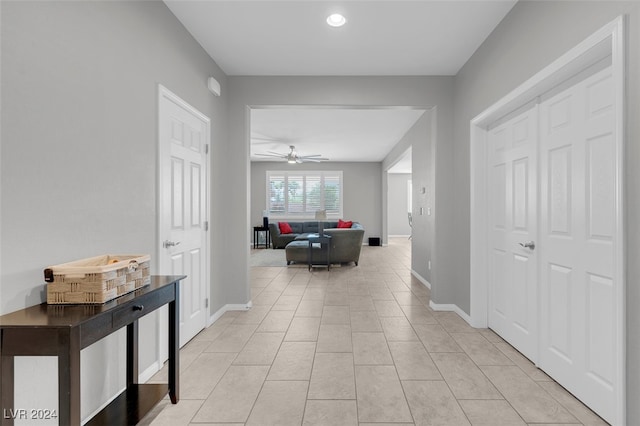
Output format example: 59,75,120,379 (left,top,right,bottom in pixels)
144,238,606,425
